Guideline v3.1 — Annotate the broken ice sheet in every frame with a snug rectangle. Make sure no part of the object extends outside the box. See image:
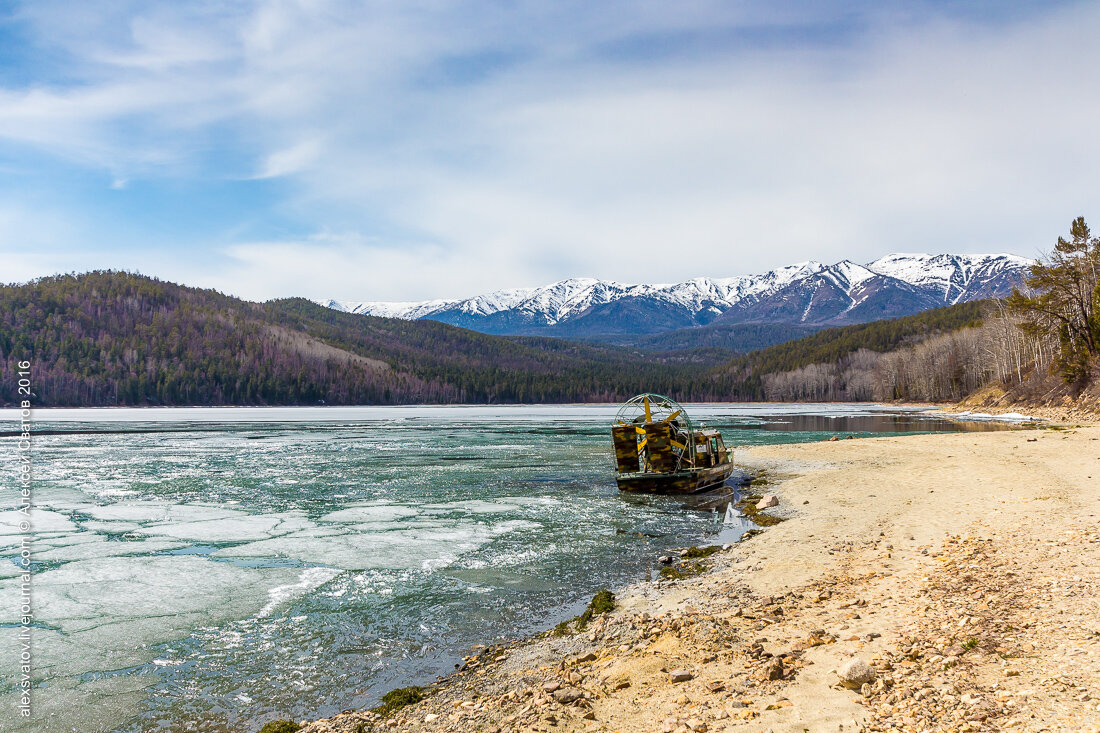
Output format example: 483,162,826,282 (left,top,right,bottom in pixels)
80,501,245,523
0,508,78,536
422,498,535,515
137,512,315,542
34,537,189,562
316,503,420,523
0,555,303,676
0,560,24,578
213,519,540,570
0,671,153,733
